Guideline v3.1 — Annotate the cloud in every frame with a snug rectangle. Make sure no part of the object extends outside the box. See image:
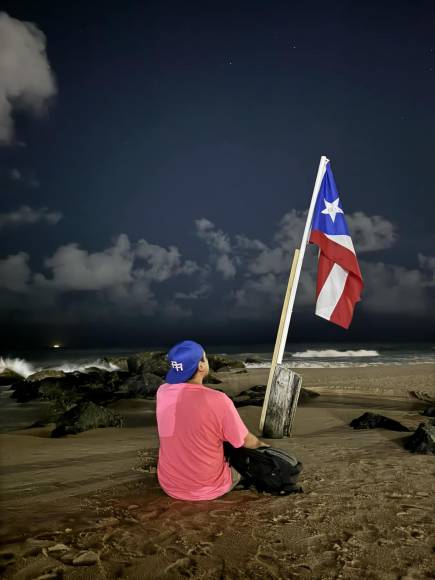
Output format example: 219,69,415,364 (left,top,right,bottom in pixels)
0,12,57,144
8,168,40,188
135,240,198,282
360,260,429,314
27,235,199,319
195,218,237,278
346,212,397,252
174,283,211,300
35,234,134,291
0,205,63,229
0,252,31,292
